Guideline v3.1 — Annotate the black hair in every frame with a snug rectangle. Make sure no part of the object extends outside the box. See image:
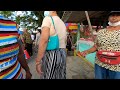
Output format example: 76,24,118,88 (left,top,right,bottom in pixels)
37,29,41,34
108,11,120,17
56,11,64,18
